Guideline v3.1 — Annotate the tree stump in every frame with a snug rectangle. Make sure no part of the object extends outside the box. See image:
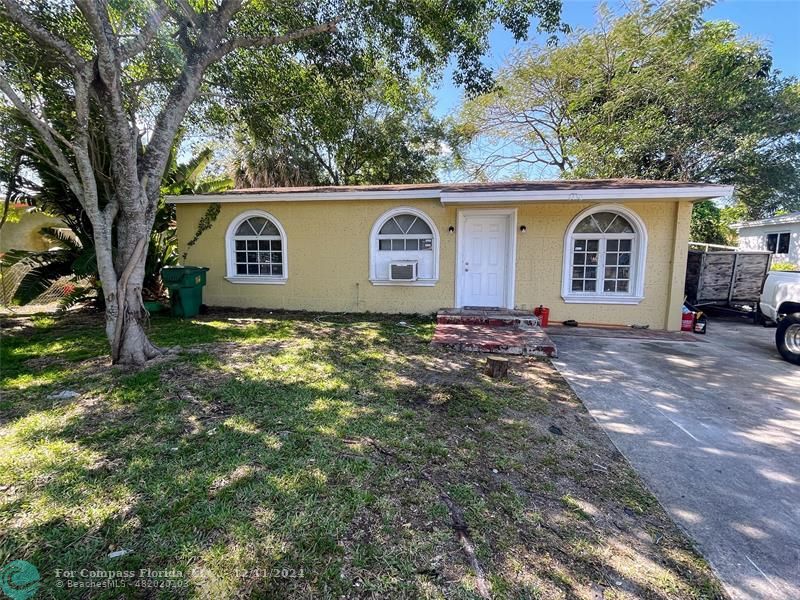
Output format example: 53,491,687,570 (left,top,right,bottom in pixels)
484,356,509,378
